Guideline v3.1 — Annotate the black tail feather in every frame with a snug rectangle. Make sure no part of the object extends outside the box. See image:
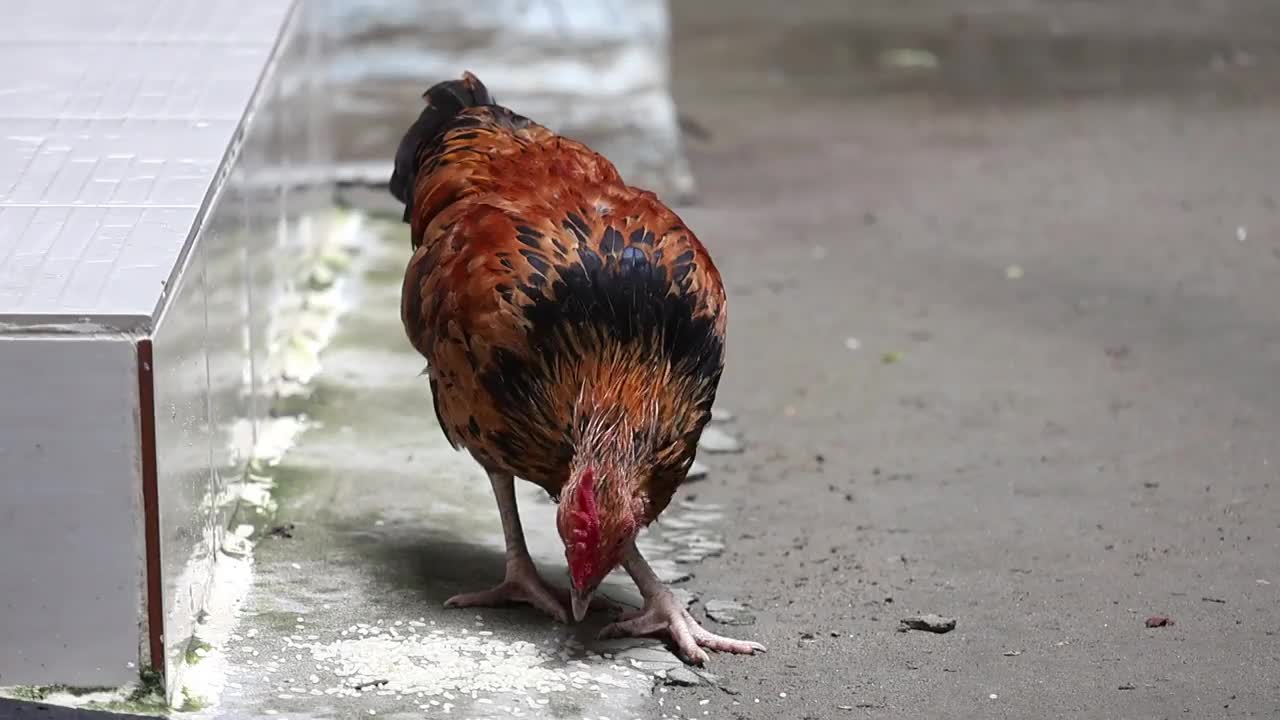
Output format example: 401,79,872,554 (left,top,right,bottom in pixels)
389,71,494,223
